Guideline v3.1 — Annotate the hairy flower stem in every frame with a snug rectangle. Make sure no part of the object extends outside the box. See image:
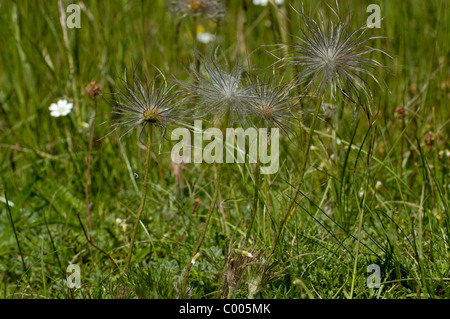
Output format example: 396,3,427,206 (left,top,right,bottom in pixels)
270,98,322,256
125,126,152,273
181,110,230,294
85,99,98,234
245,141,261,243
